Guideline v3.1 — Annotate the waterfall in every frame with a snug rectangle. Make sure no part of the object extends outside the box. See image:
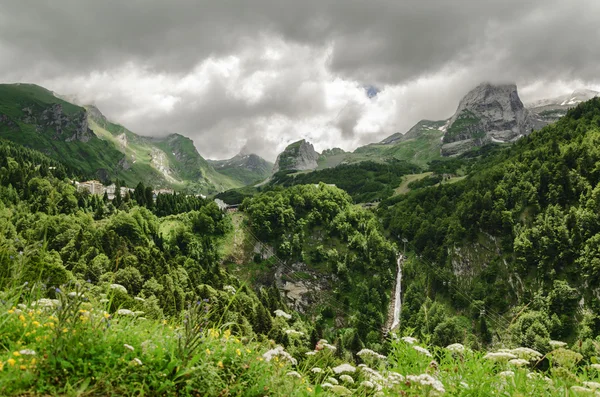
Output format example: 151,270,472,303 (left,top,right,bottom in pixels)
391,255,403,330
